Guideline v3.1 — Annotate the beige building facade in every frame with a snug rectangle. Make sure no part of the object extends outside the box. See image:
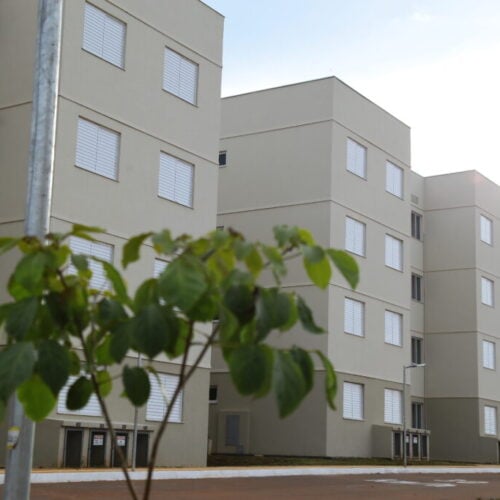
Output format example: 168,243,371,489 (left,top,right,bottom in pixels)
0,0,223,467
